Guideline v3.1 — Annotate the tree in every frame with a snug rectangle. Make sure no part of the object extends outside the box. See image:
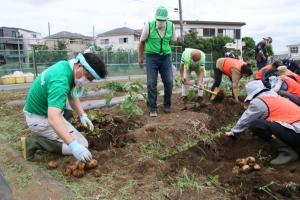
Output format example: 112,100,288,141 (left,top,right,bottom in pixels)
242,37,256,61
